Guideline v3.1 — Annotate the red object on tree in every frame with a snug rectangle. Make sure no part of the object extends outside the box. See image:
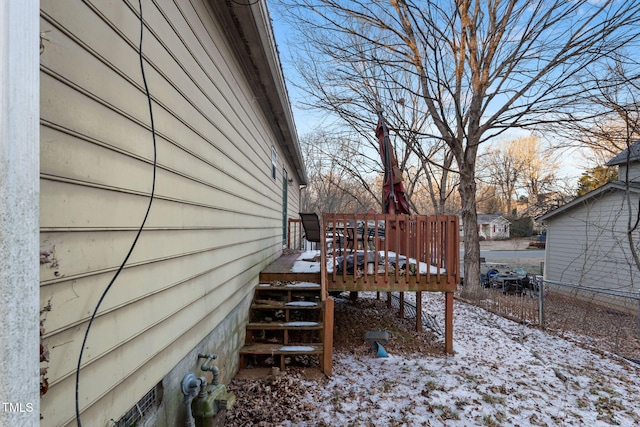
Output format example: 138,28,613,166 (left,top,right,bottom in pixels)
376,111,410,215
